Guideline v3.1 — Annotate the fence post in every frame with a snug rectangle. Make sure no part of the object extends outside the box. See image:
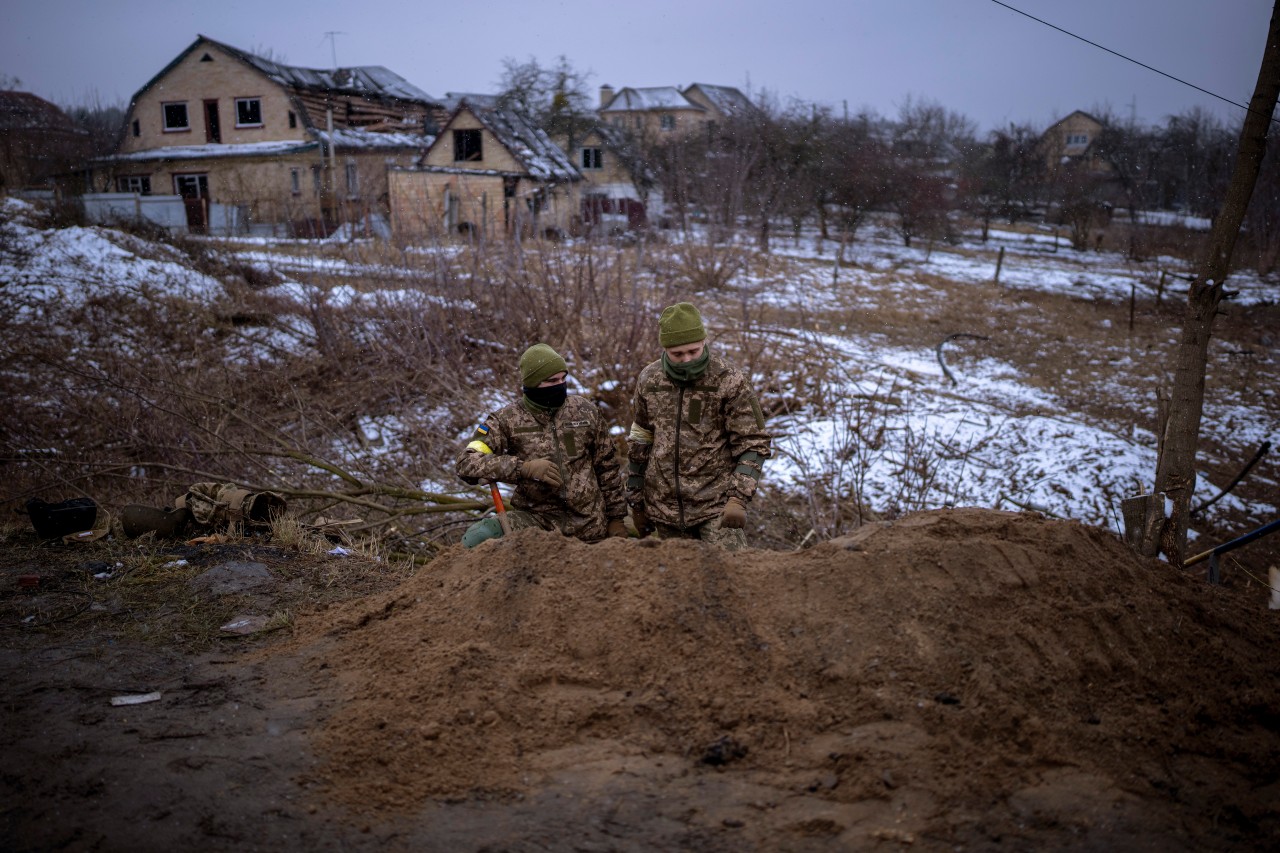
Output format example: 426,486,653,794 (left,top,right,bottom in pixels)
993,246,1005,285
1128,280,1137,331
